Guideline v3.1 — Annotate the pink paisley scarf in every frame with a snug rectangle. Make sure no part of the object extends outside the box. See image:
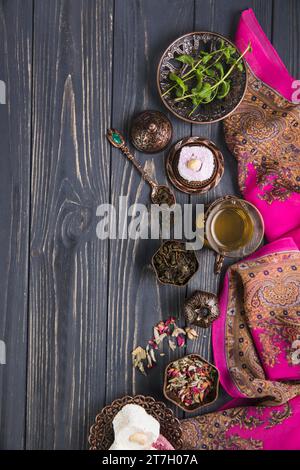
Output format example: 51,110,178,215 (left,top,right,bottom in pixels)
181,238,300,450
224,8,300,247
